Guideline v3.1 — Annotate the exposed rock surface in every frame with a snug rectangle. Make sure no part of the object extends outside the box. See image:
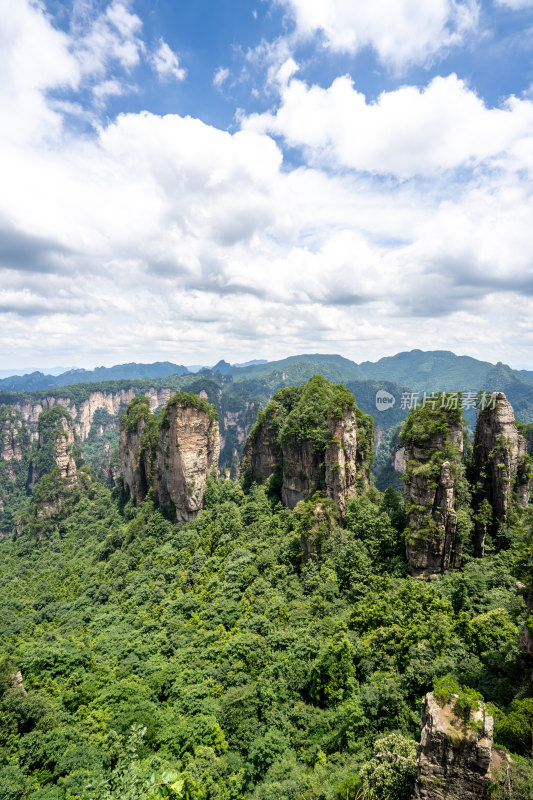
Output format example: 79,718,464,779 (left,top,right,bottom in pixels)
9,388,137,442
10,671,27,694
472,393,531,554
401,404,465,578
242,412,281,487
54,427,77,483
415,692,507,800
29,407,78,488
0,408,31,483
220,404,260,477
120,393,220,522
155,401,220,522
119,397,152,505
241,377,373,514
395,445,406,475
0,408,32,530
281,411,362,514
0,409,27,468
